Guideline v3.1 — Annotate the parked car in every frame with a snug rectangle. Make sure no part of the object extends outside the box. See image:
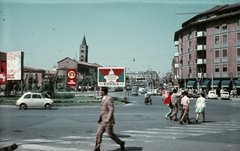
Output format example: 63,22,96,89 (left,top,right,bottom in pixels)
207,90,218,99
16,92,54,110
221,91,230,100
